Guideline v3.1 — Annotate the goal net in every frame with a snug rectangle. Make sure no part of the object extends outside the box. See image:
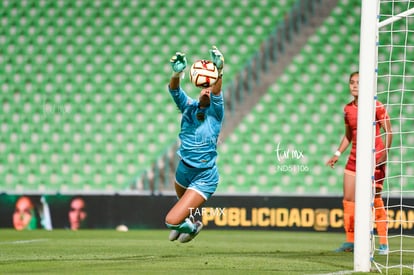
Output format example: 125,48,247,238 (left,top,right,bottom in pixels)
357,0,414,273
373,1,414,273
